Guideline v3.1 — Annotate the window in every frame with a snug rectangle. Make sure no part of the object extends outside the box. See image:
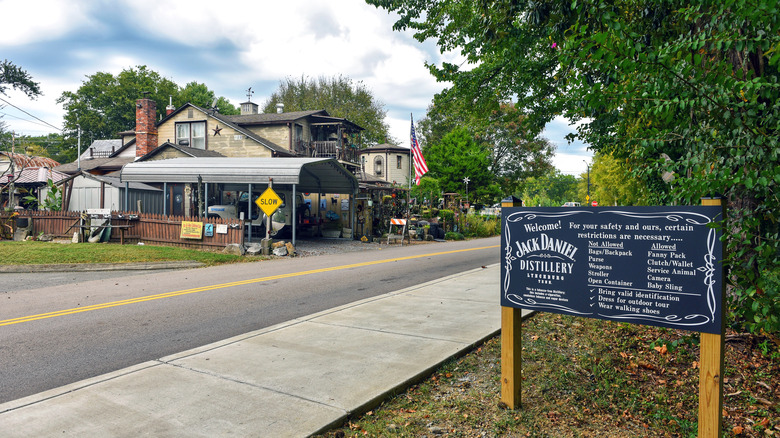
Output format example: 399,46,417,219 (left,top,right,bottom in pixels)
175,121,206,149
374,156,383,175
397,155,403,169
